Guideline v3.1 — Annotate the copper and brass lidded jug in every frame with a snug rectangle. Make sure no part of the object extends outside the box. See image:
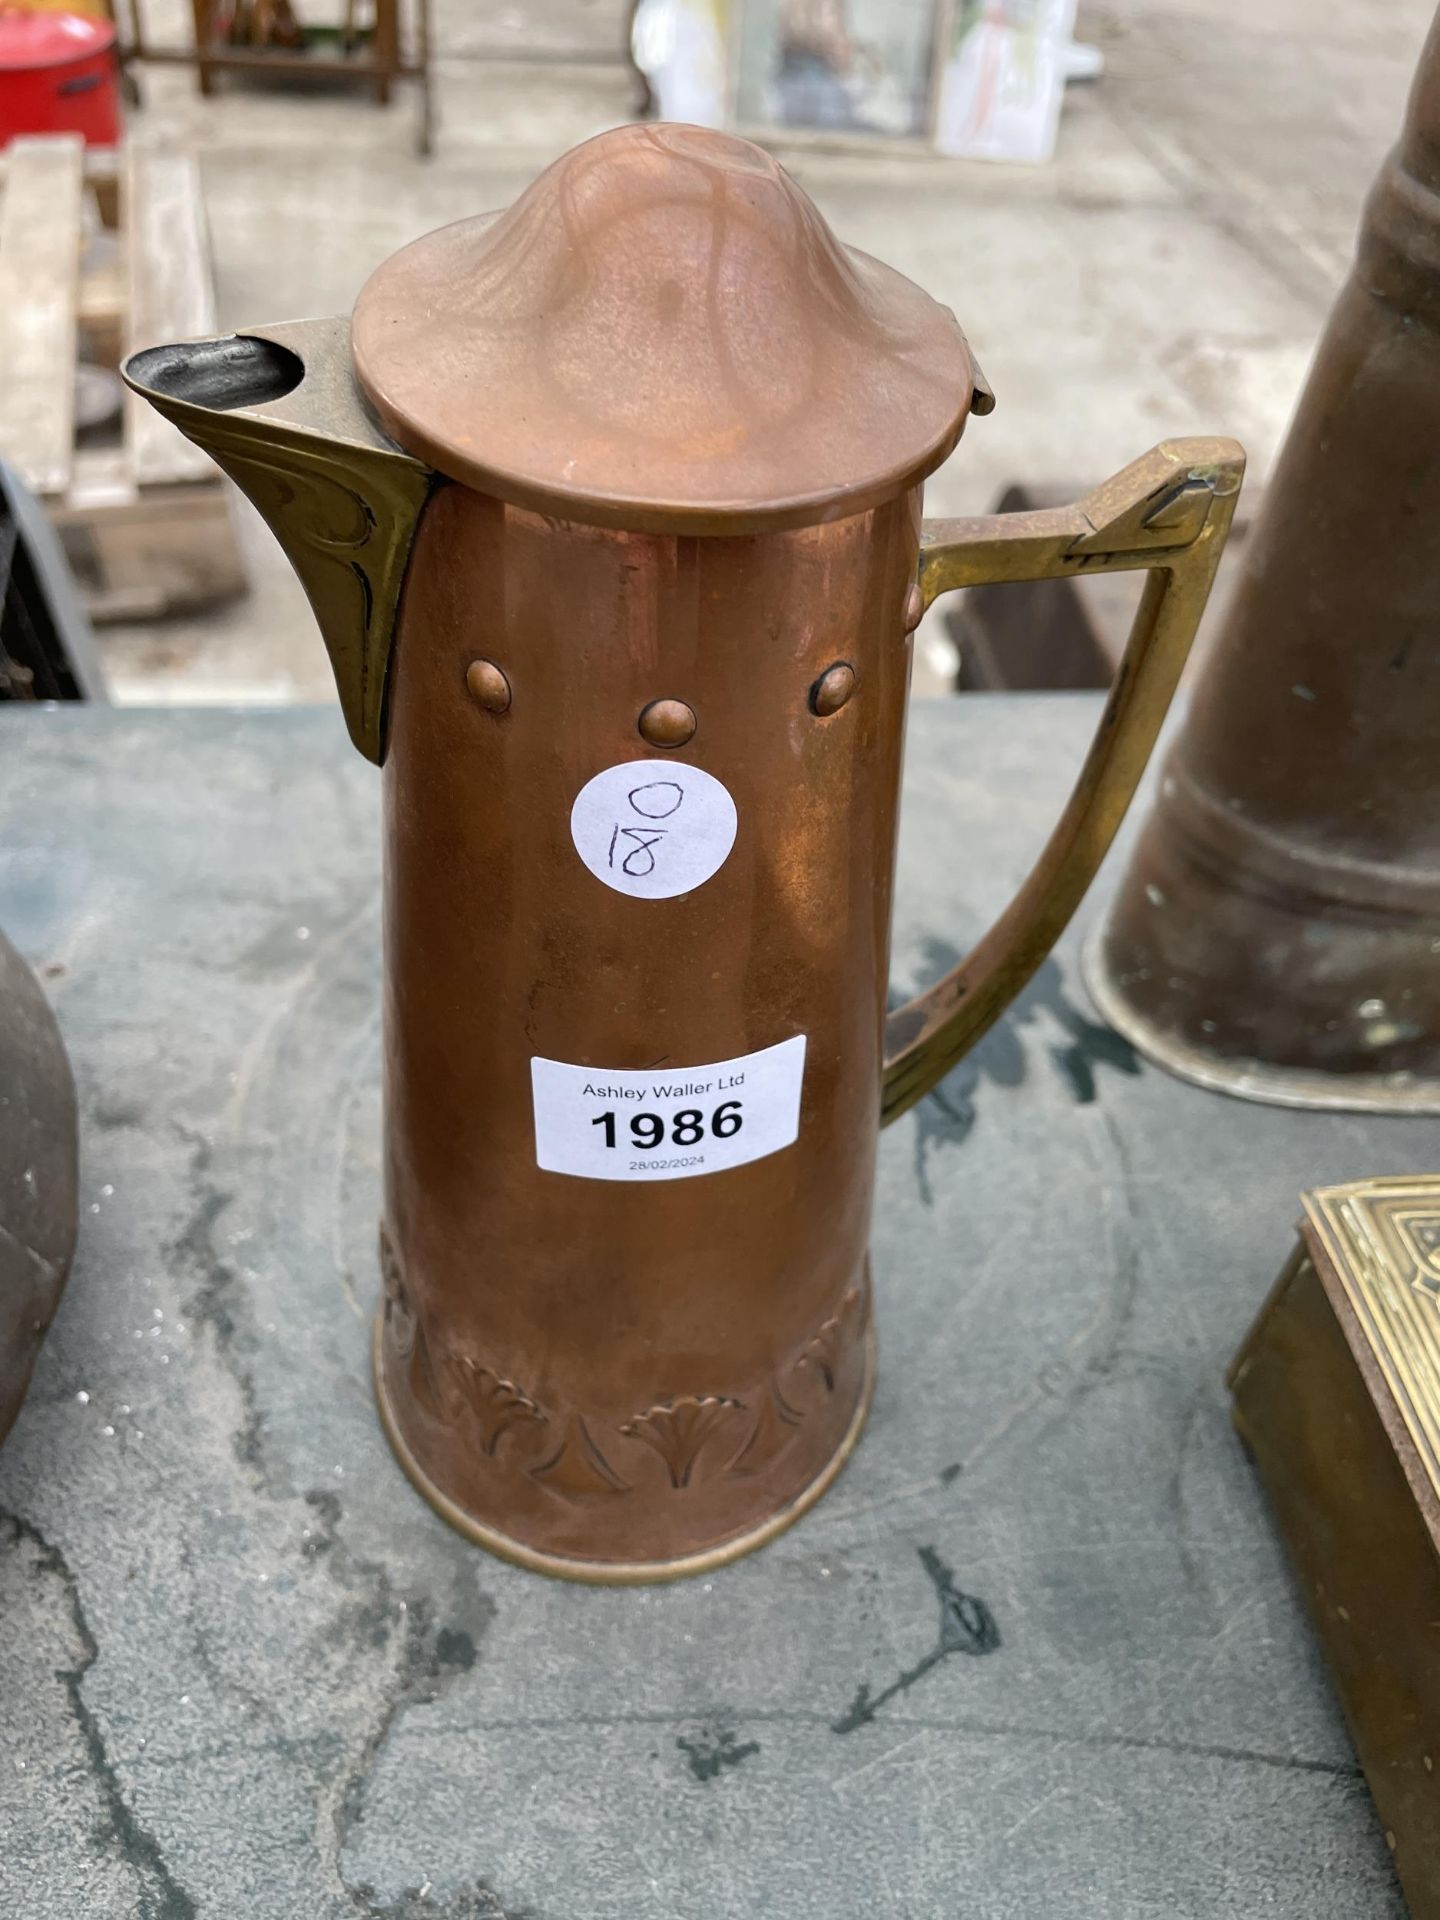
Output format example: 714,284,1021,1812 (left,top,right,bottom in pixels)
125,124,1243,1581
